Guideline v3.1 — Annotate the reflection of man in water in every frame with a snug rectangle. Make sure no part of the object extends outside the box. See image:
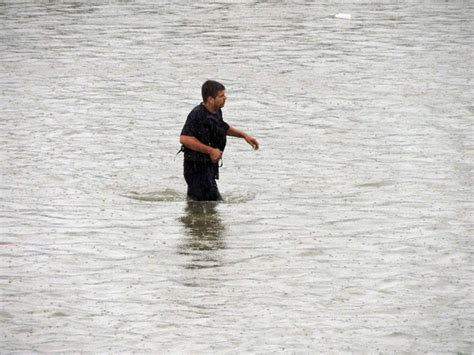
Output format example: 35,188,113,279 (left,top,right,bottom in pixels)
179,80,259,201
179,201,225,254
